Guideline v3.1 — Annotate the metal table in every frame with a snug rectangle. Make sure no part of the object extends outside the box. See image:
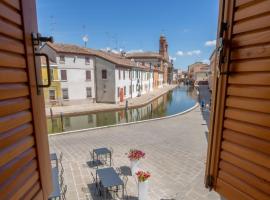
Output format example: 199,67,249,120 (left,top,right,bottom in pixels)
48,166,61,199
96,167,124,199
93,148,112,166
